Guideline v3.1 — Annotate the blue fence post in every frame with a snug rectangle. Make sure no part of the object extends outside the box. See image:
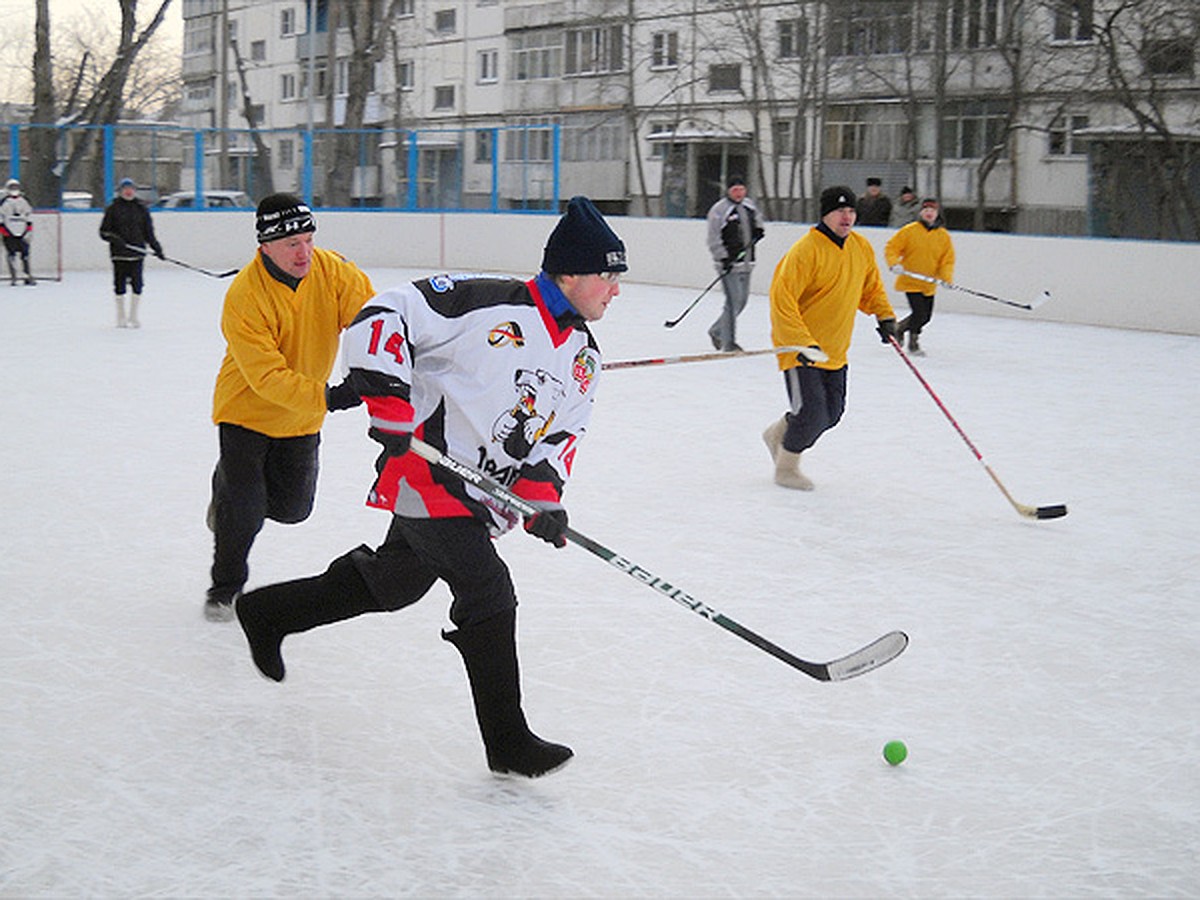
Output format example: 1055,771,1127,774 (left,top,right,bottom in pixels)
9,125,19,181
490,127,499,212
407,132,419,210
302,129,314,204
552,122,561,210
103,124,115,199
194,131,205,207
